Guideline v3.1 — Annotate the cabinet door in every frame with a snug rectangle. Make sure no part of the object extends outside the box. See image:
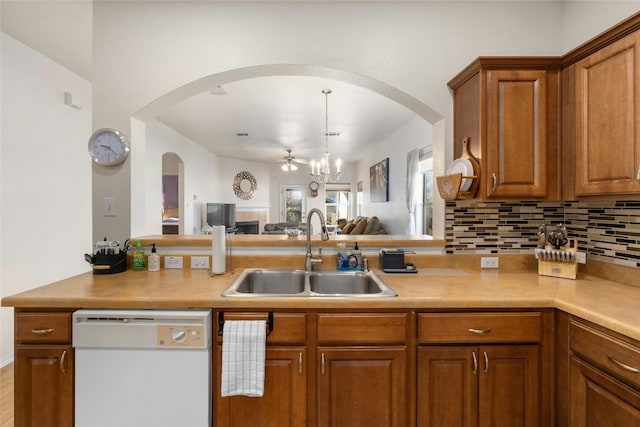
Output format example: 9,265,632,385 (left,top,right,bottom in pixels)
417,347,478,427
570,356,640,426
486,69,550,198
15,346,73,427
575,31,640,195
479,345,539,427
317,347,407,427
215,346,307,427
